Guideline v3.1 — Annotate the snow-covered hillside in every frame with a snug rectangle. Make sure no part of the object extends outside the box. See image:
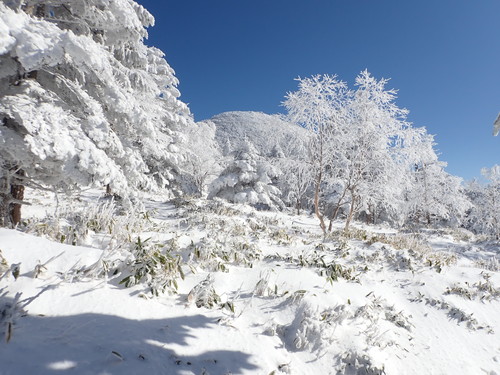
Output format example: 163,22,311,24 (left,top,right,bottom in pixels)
206,111,308,157
1,191,499,375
